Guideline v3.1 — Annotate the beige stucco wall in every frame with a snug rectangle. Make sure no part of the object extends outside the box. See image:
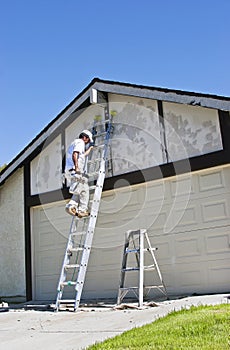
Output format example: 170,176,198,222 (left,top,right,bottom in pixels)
0,168,26,300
